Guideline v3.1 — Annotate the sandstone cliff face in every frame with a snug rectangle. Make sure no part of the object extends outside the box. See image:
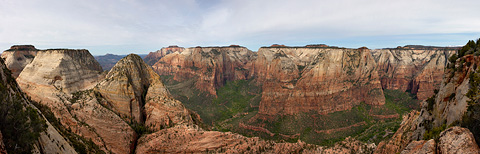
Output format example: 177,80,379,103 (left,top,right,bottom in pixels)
9,49,137,154
96,54,199,130
437,126,480,153
135,124,375,154
17,49,103,95
375,44,480,153
374,111,420,154
144,46,184,66
372,48,455,100
251,47,384,115
1,45,38,78
152,46,254,96
0,56,77,154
